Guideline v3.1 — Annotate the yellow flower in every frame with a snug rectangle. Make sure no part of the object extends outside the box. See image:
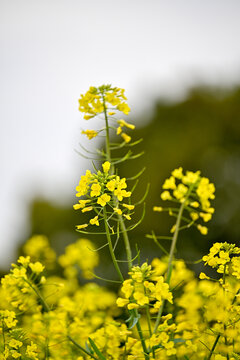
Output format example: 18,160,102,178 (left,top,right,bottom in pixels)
114,208,122,215
81,129,98,139
123,203,135,210
9,339,23,349
171,167,183,179
122,279,134,298
73,199,91,210
161,191,172,201
190,201,199,208
121,133,131,143
90,216,99,226
26,342,38,359
76,224,88,230
197,224,208,235
102,161,110,173
17,256,30,267
117,119,135,130
123,214,131,220
29,262,45,274
83,114,95,120
199,272,210,280
117,103,131,114
127,303,139,310
97,193,111,207
116,298,129,307
106,179,116,192
163,176,176,190
10,351,21,359
116,126,122,135
182,170,200,185
200,212,212,222
90,183,101,197
114,188,131,201
190,212,199,221
133,291,149,306
173,183,188,200
1,310,17,328
82,206,93,213
153,206,163,212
